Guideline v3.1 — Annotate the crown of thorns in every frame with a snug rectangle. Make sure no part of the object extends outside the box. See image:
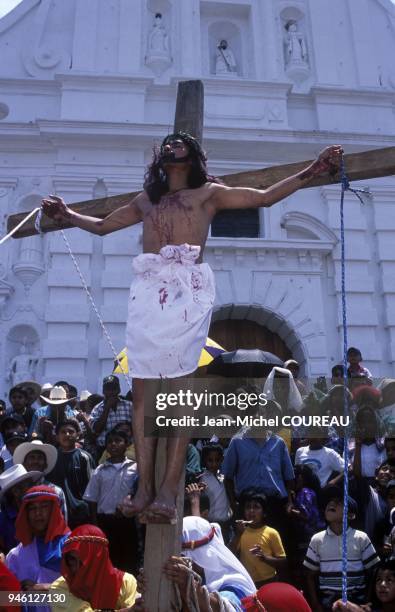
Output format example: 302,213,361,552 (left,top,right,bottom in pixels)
161,131,201,150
